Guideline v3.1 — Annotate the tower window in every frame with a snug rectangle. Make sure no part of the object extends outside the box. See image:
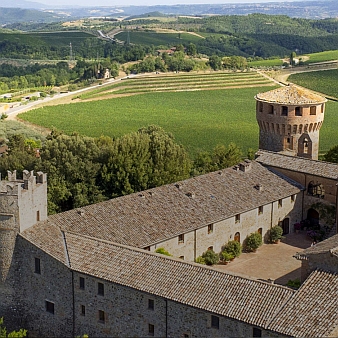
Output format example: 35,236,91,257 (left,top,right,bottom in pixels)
98,282,104,296
148,324,155,336
268,105,274,114
79,277,85,289
281,106,288,116
310,106,316,115
148,299,154,310
81,305,85,316
98,310,105,323
253,327,262,337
